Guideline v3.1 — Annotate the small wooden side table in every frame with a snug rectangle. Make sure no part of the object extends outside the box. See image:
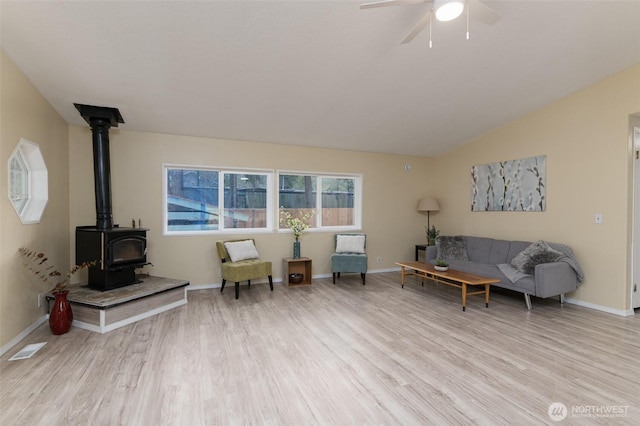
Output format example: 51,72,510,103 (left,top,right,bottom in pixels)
283,257,312,286
415,244,427,261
